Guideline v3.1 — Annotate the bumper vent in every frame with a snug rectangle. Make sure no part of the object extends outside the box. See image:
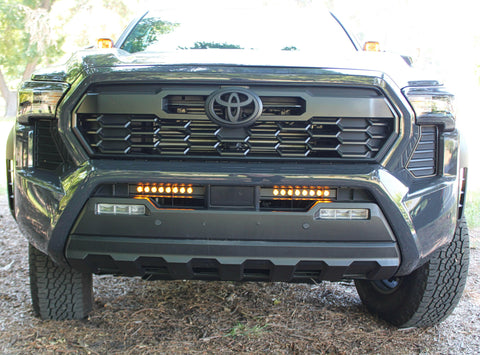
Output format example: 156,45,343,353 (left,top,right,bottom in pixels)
76,114,394,160
407,126,437,177
35,120,65,171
